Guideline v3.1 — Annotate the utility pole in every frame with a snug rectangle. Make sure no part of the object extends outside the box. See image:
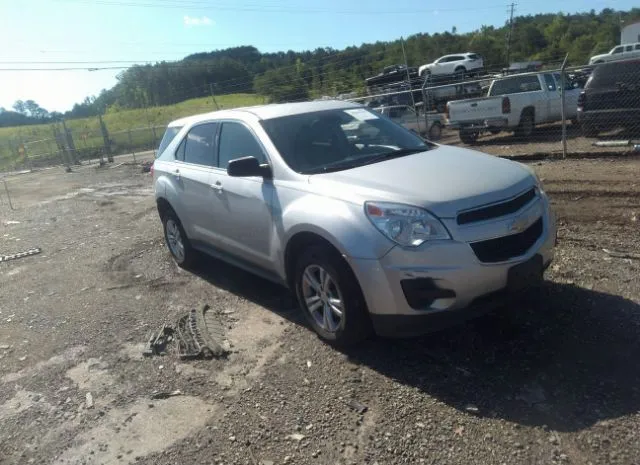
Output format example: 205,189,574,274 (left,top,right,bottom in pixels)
400,36,420,130
505,2,516,68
